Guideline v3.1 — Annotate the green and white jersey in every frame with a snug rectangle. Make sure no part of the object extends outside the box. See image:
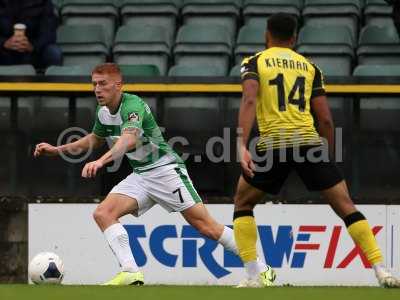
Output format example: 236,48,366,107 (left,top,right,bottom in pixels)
92,93,183,173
